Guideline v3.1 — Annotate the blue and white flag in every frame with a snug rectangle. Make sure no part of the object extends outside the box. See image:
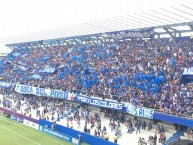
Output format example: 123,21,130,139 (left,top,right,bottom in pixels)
30,74,42,80
42,55,51,60
12,52,20,57
68,47,74,54
0,81,12,88
39,66,56,73
13,65,28,71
